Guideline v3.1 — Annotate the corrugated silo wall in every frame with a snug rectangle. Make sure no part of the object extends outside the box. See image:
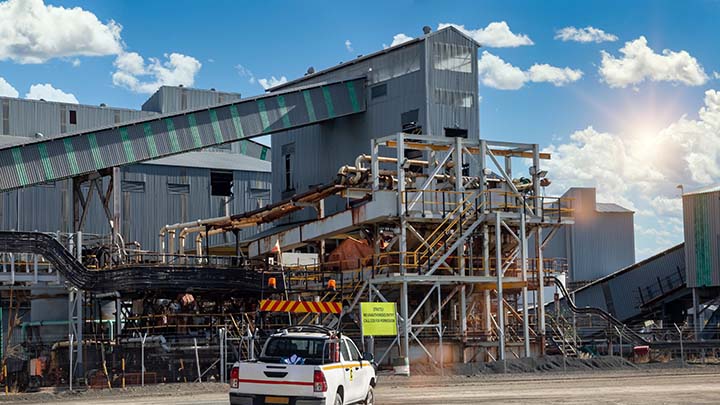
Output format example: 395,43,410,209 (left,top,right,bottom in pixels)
684,190,720,288
119,164,271,252
270,42,427,222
